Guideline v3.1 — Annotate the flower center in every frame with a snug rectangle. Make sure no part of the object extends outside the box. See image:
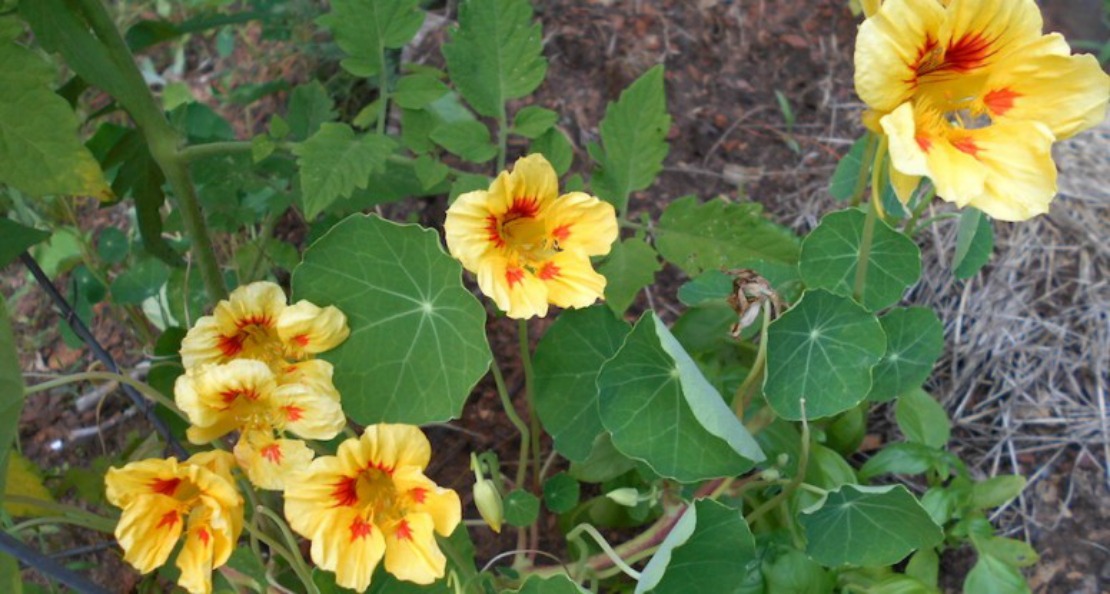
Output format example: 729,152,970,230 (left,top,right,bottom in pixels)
354,467,405,524
500,216,550,262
